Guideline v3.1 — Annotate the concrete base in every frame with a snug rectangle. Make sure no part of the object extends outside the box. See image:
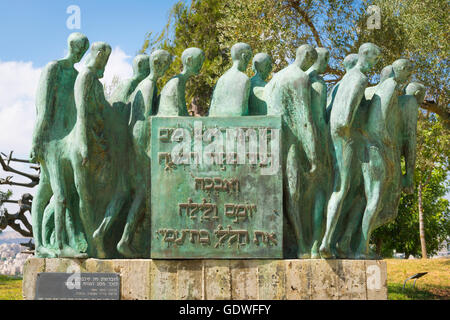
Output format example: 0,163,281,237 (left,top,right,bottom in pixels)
23,258,387,300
